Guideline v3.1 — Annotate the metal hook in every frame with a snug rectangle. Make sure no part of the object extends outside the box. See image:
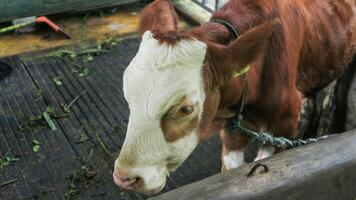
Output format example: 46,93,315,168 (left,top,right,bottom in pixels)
247,163,269,177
